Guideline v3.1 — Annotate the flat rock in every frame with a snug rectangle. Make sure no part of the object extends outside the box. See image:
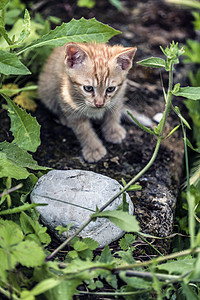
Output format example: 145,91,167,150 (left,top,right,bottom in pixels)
31,169,134,247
